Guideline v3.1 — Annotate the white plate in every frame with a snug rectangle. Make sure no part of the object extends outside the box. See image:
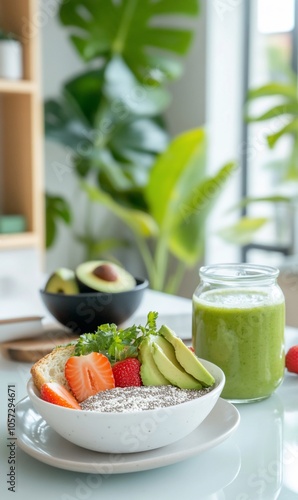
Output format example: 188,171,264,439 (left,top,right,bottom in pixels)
15,397,240,474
